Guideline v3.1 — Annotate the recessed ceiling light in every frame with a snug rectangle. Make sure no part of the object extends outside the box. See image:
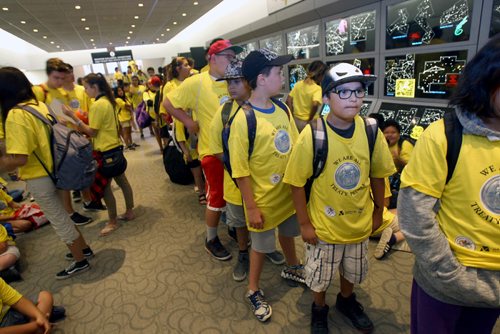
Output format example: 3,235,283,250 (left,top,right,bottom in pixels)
2,7,8,11
50,41,54,44
56,45,60,48
161,33,164,36
85,27,90,30
173,22,177,25
90,38,94,42
156,38,160,41
43,35,47,39
134,16,139,19
75,5,81,9
194,2,198,5
127,36,131,39
20,21,26,24
131,24,135,28
81,18,86,21
138,3,143,7
33,29,38,32
109,42,113,45
166,28,170,31
129,31,133,34
182,13,186,16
